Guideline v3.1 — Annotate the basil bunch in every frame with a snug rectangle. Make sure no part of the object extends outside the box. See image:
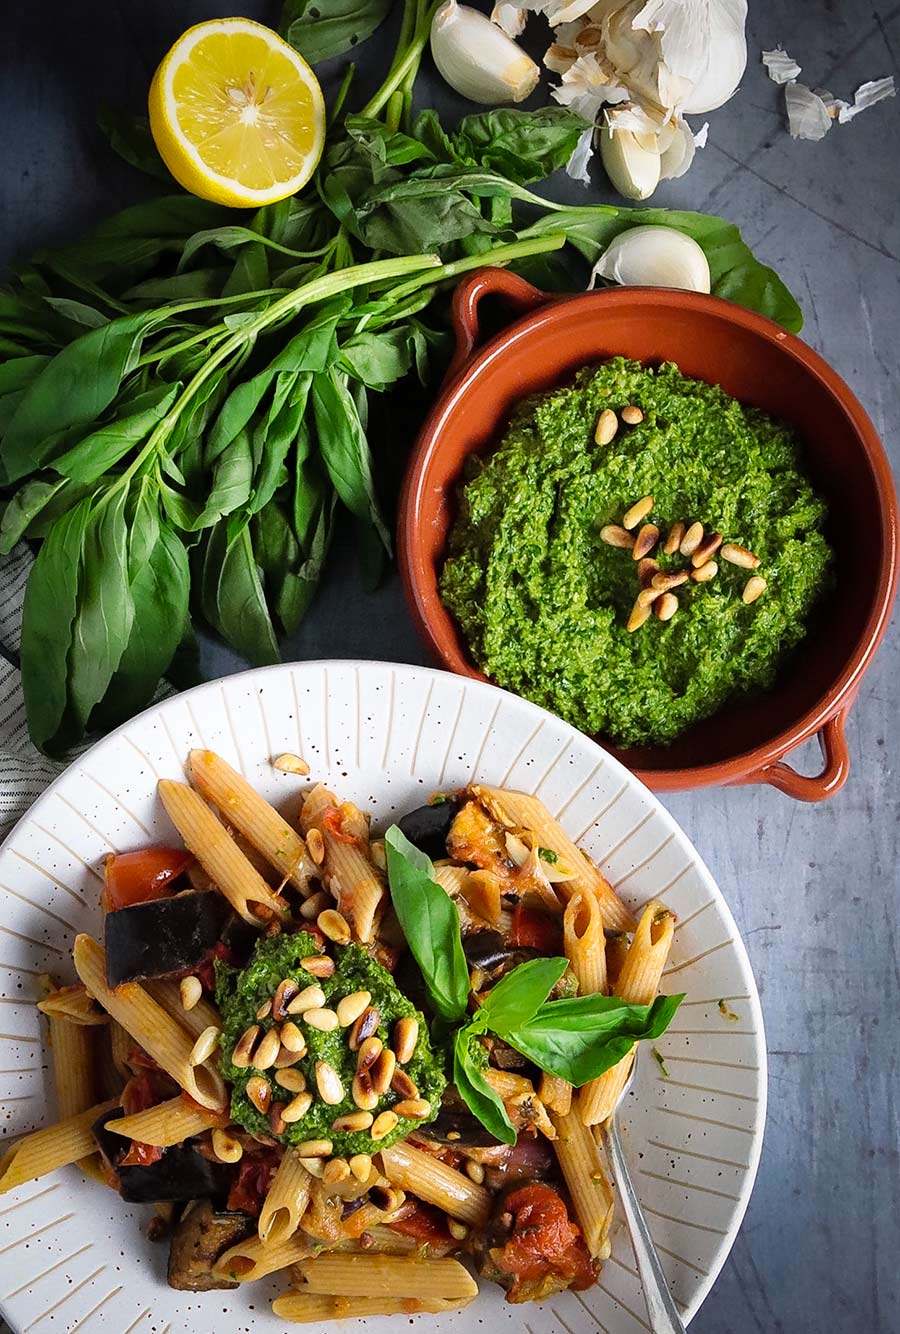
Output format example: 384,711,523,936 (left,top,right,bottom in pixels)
385,826,682,1144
